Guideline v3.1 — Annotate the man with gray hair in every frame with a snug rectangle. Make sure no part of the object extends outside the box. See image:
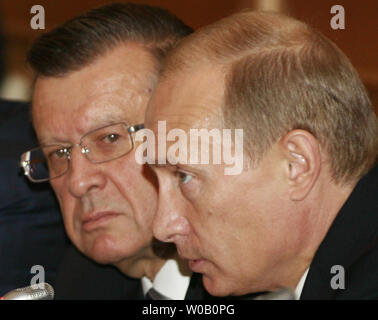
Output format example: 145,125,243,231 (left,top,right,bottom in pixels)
145,11,378,299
